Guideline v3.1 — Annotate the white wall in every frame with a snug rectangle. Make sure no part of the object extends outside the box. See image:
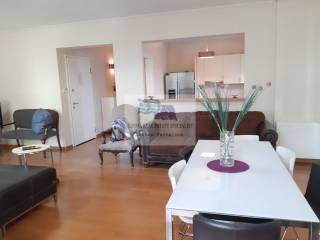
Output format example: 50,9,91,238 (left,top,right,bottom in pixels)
57,46,114,145
275,0,320,122
166,34,244,73
0,1,279,146
143,42,167,98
